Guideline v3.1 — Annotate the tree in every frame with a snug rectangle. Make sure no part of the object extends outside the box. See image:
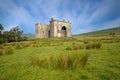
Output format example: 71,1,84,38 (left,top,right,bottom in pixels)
2,31,10,42
1,26,26,43
0,24,4,36
10,26,23,42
